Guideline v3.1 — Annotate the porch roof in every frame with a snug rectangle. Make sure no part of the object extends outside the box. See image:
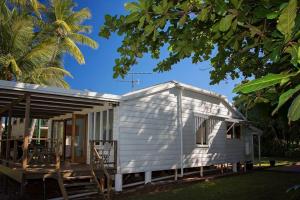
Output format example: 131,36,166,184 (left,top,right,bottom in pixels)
0,80,120,119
